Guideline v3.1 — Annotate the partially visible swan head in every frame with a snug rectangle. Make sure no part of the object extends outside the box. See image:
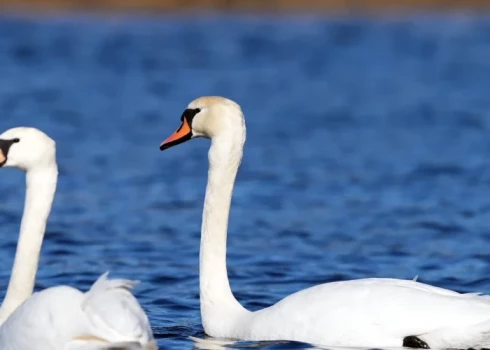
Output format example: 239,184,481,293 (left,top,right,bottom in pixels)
0,127,56,171
160,96,245,151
